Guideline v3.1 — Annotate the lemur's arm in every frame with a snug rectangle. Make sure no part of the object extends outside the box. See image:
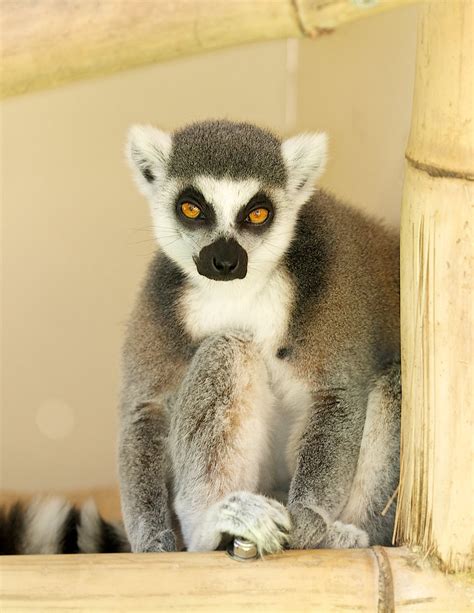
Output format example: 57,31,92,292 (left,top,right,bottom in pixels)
288,388,368,549
118,398,176,553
